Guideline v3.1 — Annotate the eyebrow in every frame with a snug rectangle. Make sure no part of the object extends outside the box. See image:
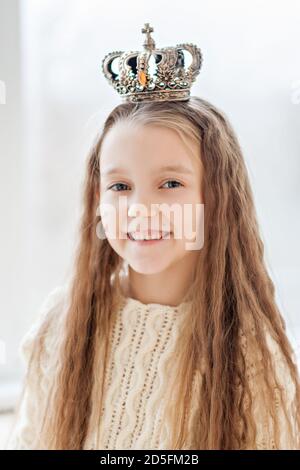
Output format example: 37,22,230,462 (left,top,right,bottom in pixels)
102,164,194,176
